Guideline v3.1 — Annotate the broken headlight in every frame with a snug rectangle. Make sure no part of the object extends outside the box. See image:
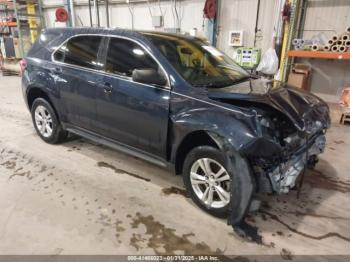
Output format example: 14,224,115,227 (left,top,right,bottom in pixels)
259,117,278,139
260,117,273,129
